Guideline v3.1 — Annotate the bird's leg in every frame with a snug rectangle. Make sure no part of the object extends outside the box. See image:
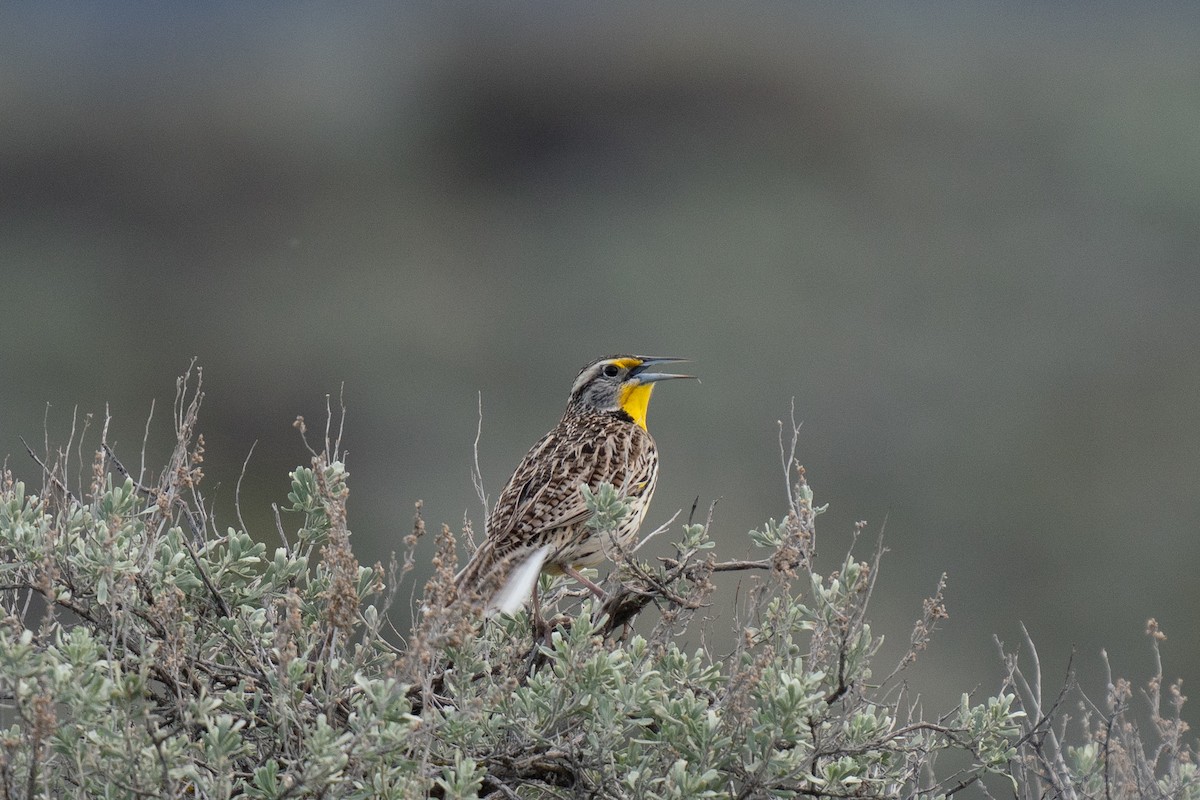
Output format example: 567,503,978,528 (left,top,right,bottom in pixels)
530,580,550,642
562,565,608,602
